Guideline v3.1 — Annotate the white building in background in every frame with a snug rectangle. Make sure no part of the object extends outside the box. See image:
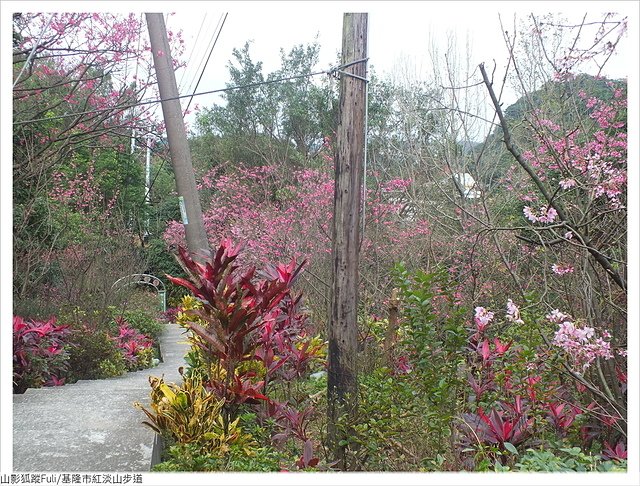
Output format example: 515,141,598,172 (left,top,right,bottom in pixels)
454,172,481,199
